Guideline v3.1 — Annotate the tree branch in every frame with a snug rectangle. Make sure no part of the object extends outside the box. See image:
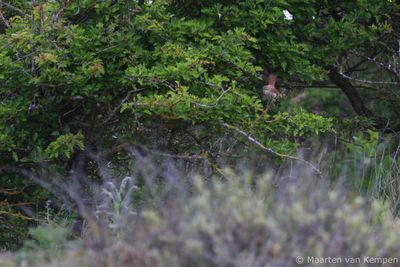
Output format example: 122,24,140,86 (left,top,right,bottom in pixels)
328,66,373,117
327,65,400,133
222,123,323,176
